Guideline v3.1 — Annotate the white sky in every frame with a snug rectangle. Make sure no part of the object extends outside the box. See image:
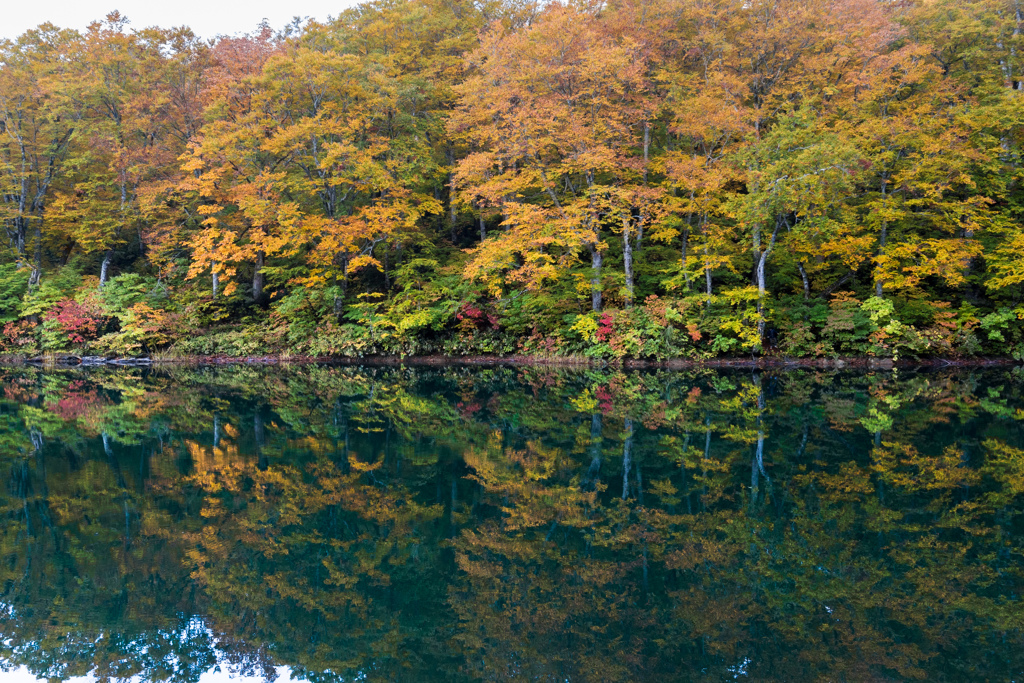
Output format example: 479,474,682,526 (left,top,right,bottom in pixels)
0,1,364,41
